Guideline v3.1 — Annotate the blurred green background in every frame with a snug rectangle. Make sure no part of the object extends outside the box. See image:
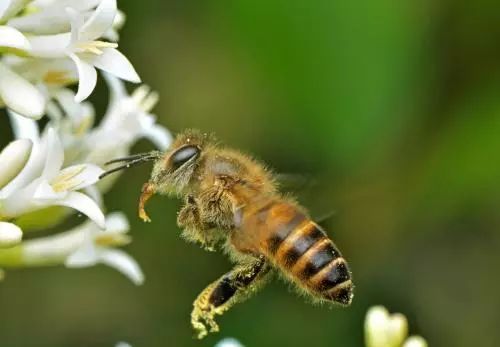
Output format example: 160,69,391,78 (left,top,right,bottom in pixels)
1,0,500,346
